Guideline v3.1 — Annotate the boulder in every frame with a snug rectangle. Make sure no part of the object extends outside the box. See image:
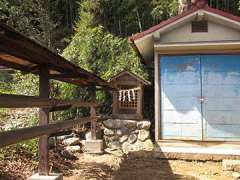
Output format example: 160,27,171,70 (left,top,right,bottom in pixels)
103,119,124,129
137,121,151,130
128,134,138,144
104,128,115,136
57,134,74,141
138,129,150,141
123,120,137,129
120,127,131,136
122,142,137,153
223,160,240,172
116,129,123,136
120,135,129,144
108,141,121,150
63,137,79,146
135,139,154,151
103,119,137,129
65,145,81,153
